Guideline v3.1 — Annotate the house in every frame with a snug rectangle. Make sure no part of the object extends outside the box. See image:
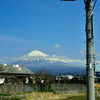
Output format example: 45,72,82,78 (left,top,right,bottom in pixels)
0,64,34,93
56,75,74,81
